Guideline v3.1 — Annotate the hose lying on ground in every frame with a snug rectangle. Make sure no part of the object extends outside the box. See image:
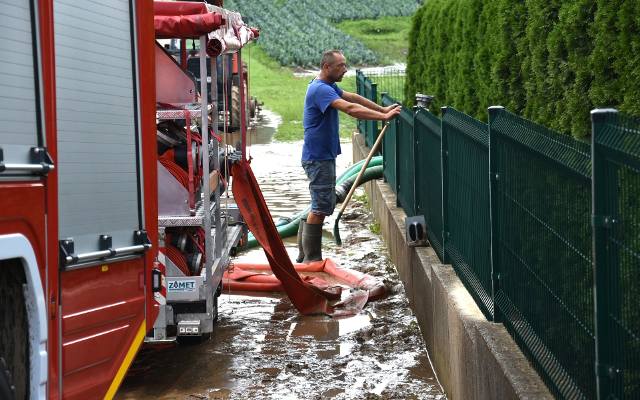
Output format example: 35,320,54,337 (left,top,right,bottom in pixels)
335,166,383,203
240,160,384,251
